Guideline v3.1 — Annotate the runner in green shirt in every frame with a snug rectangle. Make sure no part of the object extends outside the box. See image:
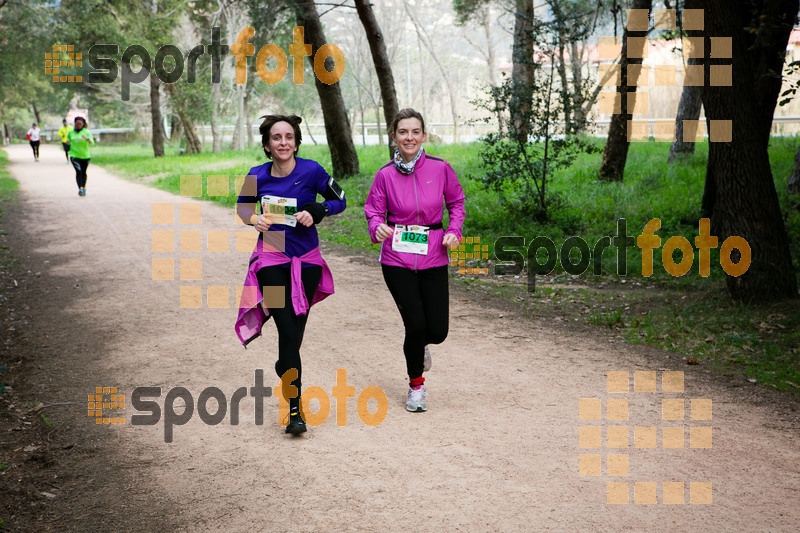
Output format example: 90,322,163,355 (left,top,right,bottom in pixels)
57,119,72,163
65,117,94,197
